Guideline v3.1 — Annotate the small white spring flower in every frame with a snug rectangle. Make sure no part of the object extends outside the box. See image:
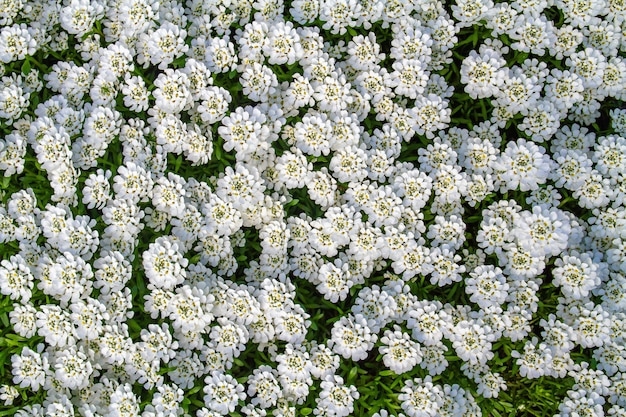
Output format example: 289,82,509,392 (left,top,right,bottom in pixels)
142,236,188,290
411,94,451,139
169,285,214,333
153,69,192,115
465,265,510,309
0,384,18,406
569,363,612,398
9,302,37,338
240,62,278,102
572,303,612,348
566,47,607,89
309,343,340,380
399,376,444,417
0,254,33,303
379,325,422,374
318,0,359,35
512,338,552,379
59,0,104,37
509,14,556,56
276,344,312,381
109,383,141,417
406,301,447,346
573,171,613,209
460,49,507,99
209,317,249,359
558,389,606,417
53,345,93,390
476,371,507,399
167,349,206,389
391,240,432,280
351,285,396,332
392,168,433,212
11,345,48,391
195,86,231,126
247,365,282,408
316,375,359,417
273,304,310,344
316,259,352,303
203,372,246,415
0,23,37,64
553,252,602,300
513,205,571,258
427,214,466,251
329,313,377,361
